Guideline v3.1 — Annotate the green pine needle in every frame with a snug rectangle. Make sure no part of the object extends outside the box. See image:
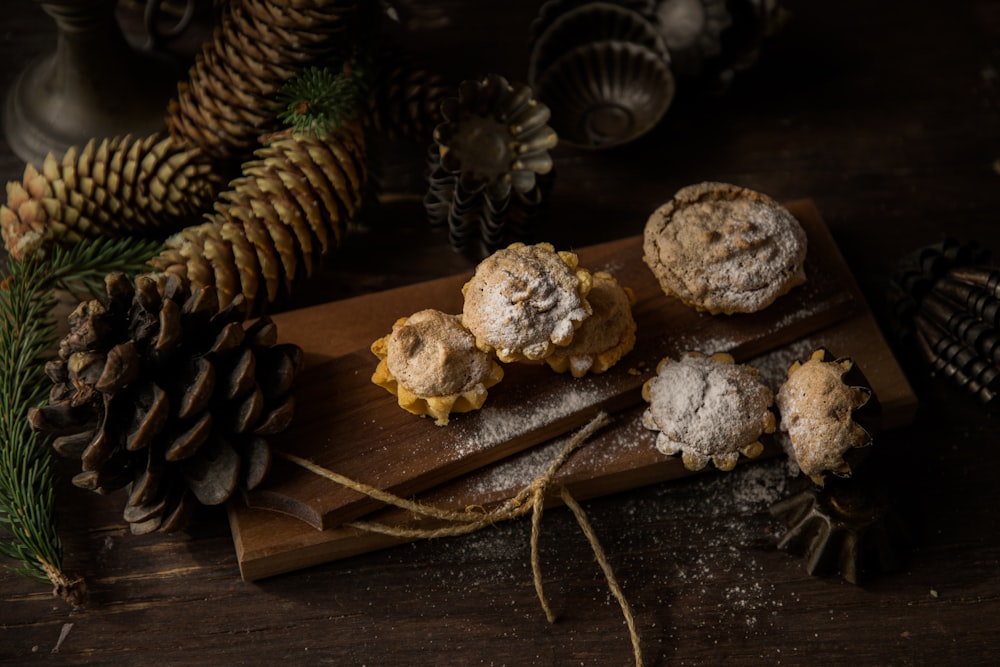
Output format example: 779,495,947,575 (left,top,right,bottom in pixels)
277,65,367,138
0,236,162,596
